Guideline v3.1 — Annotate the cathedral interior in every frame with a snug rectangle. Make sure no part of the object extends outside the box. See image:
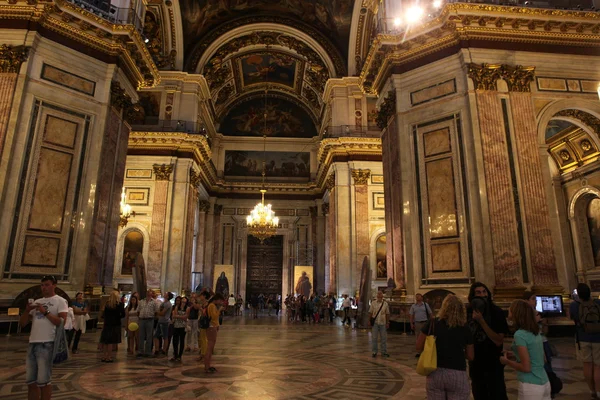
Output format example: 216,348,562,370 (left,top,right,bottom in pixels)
2,0,600,398
1,0,600,327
